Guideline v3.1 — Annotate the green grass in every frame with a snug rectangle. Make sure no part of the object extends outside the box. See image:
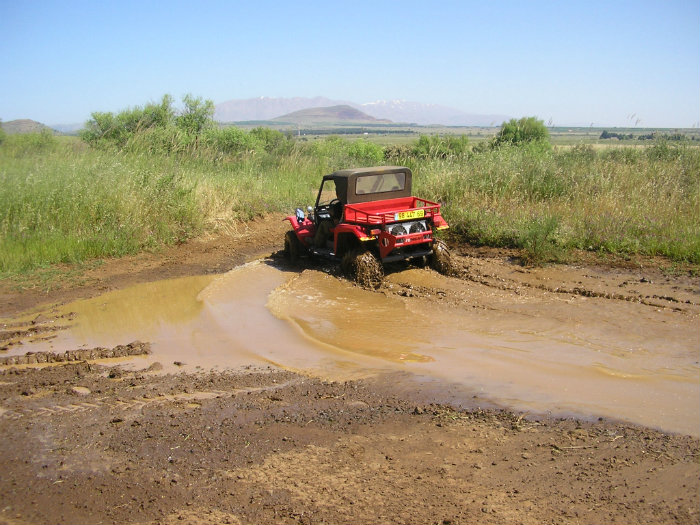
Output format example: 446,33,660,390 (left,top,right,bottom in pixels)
1,132,698,275
412,143,700,263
